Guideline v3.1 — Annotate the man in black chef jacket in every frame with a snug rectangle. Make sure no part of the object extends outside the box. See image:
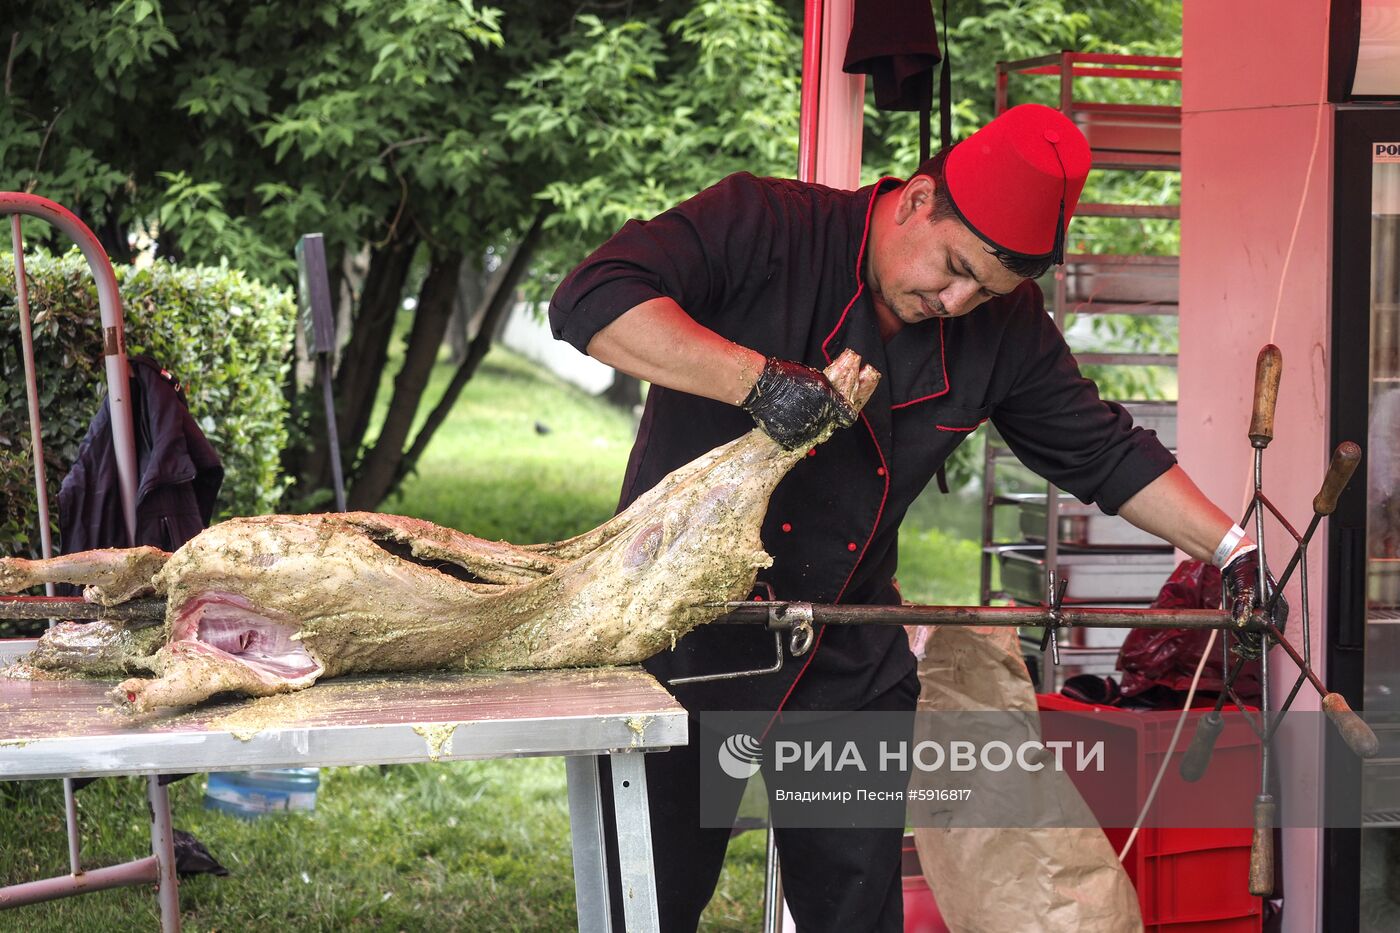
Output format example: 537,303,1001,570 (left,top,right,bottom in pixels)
550,104,1271,931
